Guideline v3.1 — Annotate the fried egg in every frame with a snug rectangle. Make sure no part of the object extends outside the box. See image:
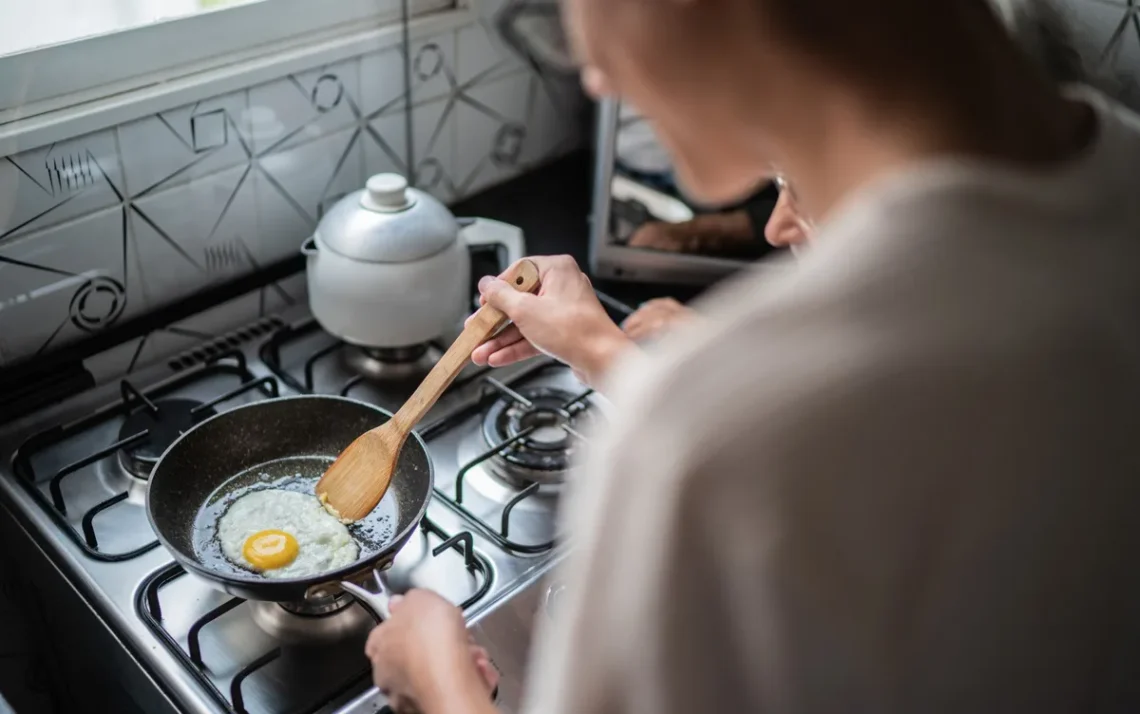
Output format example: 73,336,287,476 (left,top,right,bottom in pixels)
217,489,359,579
